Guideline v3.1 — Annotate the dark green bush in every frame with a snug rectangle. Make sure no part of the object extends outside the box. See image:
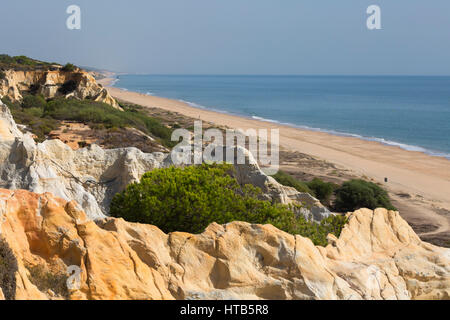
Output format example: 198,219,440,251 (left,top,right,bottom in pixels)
0,71,5,79
334,179,396,212
22,94,47,109
110,164,348,246
307,178,337,206
61,63,76,72
0,238,18,300
271,171,337,206
272,171,313,194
